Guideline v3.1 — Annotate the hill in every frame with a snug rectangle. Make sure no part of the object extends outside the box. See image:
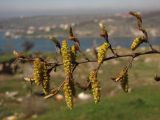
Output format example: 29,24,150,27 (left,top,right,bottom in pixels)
0,11,160,38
